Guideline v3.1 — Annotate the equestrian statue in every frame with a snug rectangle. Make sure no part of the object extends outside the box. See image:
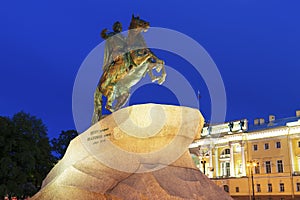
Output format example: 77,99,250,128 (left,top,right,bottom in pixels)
92,15,166,124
